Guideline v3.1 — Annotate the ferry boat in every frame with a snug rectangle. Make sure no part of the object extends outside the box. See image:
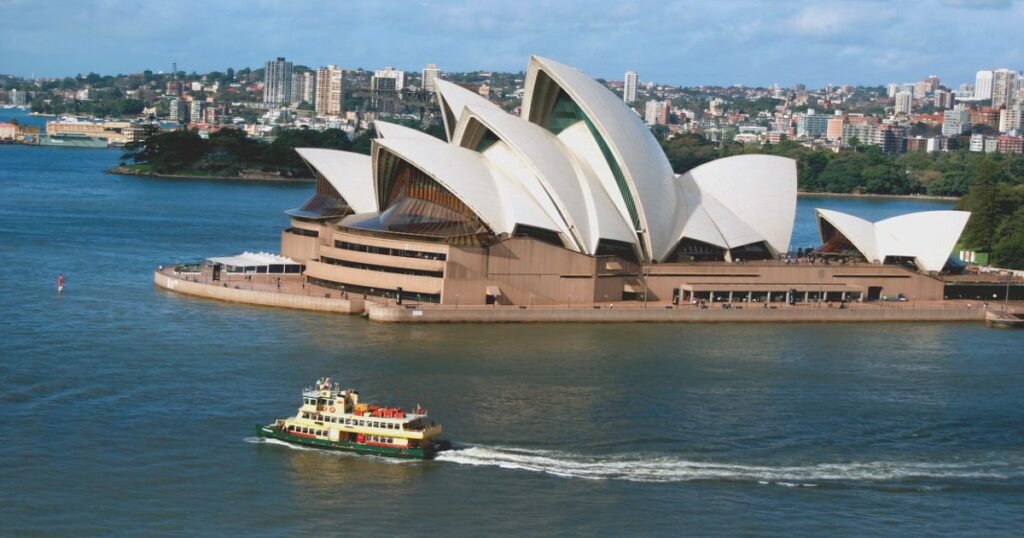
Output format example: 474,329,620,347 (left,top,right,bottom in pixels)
256,378,451,459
